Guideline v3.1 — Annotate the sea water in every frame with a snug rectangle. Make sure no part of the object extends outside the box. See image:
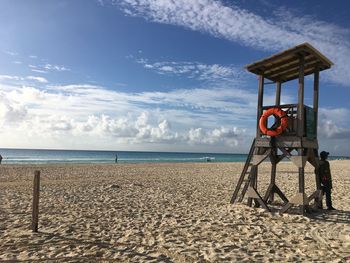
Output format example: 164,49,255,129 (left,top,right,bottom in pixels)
0,148,248,164
0,148,347,165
